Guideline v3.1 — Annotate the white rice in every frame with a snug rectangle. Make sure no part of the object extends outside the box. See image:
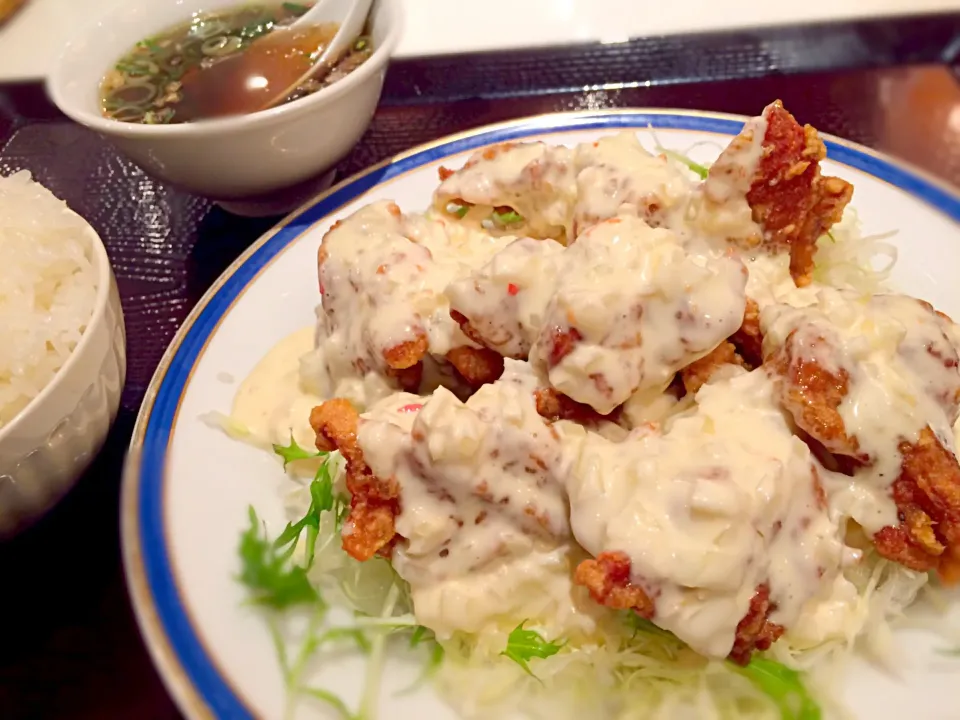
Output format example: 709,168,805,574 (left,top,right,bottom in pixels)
0,171,97,428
